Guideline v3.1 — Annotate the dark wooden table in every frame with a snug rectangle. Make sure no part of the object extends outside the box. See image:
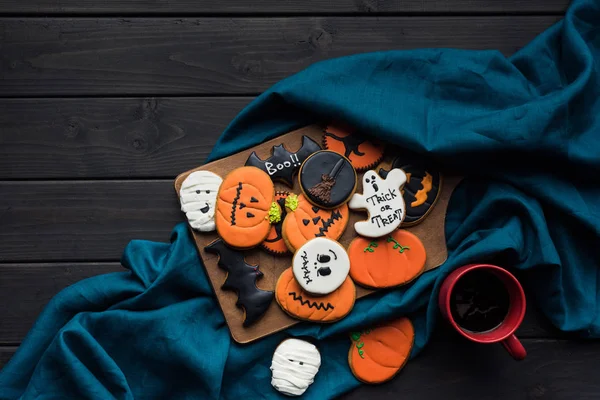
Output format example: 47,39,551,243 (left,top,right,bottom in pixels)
2,1,599,398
